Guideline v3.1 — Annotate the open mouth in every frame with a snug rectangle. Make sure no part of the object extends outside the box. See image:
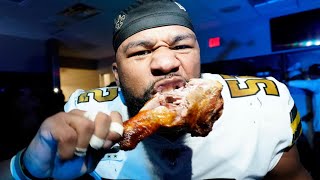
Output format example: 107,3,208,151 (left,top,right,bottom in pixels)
152,77,186,94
